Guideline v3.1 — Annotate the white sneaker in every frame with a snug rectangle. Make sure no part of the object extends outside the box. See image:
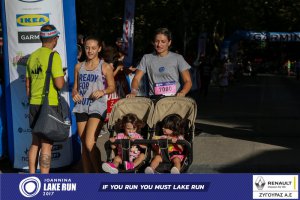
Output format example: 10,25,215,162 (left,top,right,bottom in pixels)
170,167,180,174
102,162,118,174
144,166,154,174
